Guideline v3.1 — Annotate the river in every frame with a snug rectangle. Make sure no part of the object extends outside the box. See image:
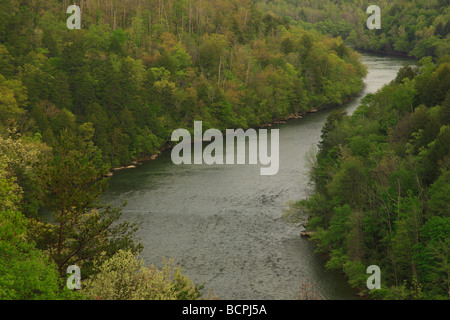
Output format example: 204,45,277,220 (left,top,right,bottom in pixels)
101,52,415,300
